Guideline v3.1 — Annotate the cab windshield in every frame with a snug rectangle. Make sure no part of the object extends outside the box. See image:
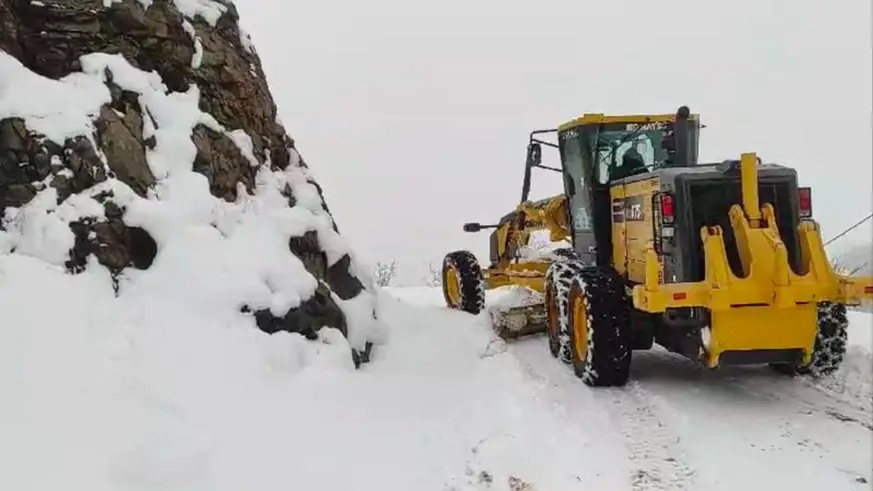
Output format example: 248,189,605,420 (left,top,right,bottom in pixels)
590,125,671,183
